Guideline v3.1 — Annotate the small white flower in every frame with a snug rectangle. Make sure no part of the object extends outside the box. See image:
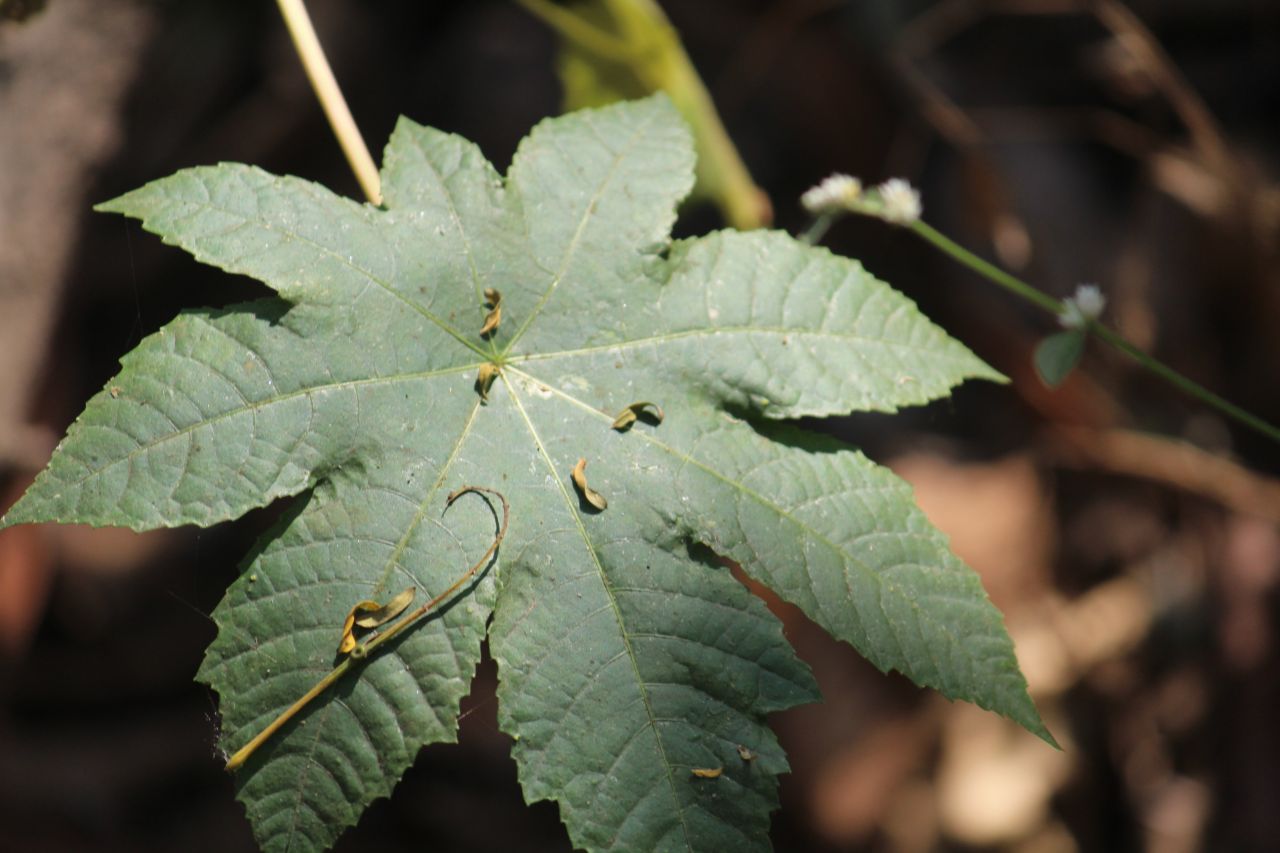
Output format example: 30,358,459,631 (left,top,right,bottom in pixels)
1059,283,1106,329
1073,284,1105,317
1059,301,1086,329
876,178,922,224
801,173,862,215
